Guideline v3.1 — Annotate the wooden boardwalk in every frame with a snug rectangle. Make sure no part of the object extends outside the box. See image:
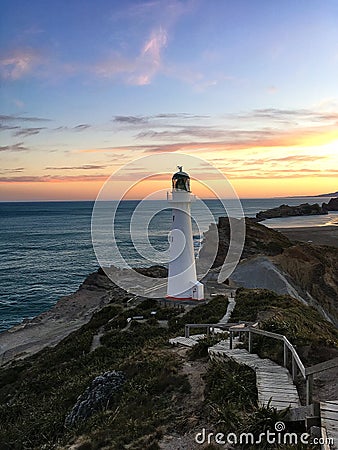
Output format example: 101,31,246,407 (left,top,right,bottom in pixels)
209,341,300,410
169,293,235,347
320,401,338,449
169,334,205,347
